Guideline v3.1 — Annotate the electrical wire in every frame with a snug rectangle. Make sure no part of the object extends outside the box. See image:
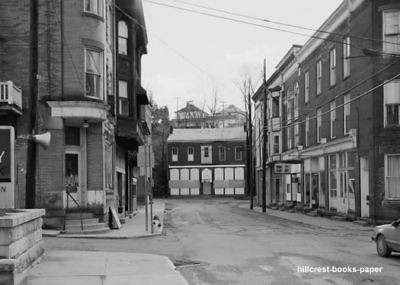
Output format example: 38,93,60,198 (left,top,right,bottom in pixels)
170,0,400,47
143,0,399,57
